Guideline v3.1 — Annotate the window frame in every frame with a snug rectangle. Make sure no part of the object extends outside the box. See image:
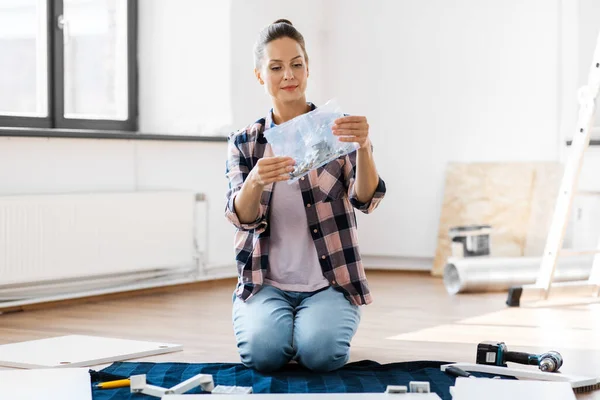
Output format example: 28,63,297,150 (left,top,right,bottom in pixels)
0,0,138,132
